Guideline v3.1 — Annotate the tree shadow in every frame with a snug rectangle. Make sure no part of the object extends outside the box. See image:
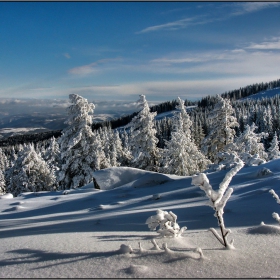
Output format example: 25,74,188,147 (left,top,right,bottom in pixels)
94,234,152,242
0,247,120,270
